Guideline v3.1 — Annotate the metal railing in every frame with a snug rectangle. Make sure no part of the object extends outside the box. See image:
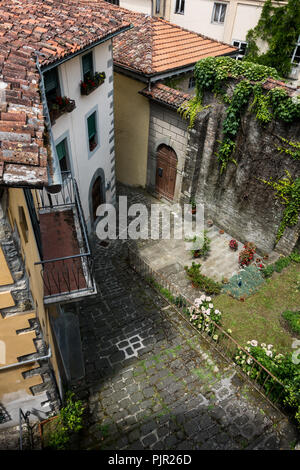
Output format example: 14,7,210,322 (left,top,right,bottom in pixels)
127,246,287,412
35,172,96,299
19,409,35,450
